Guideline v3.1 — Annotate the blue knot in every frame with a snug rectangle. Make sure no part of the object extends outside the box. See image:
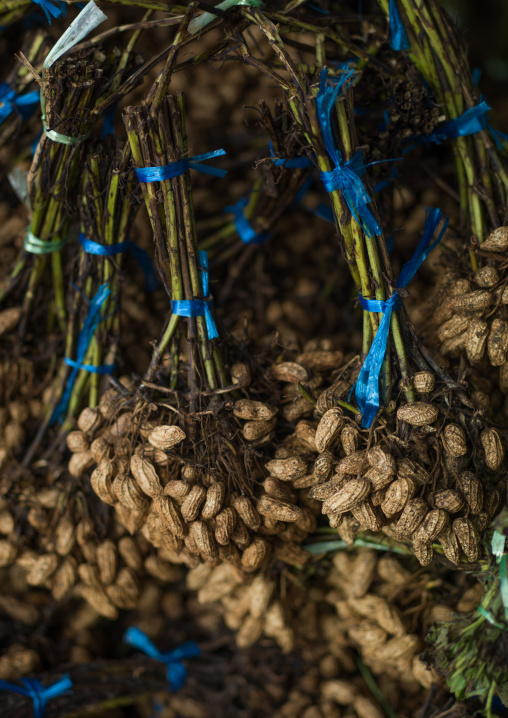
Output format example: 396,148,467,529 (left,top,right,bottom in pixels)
354,208,449,428
0,83,40,125
316,67,382,238
32,0,66,24
170,250,218,340
389,0,410,51
123,627,201,690
136,149,227,182
225,196,269,245
0,675,72,718
51,283,115,425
